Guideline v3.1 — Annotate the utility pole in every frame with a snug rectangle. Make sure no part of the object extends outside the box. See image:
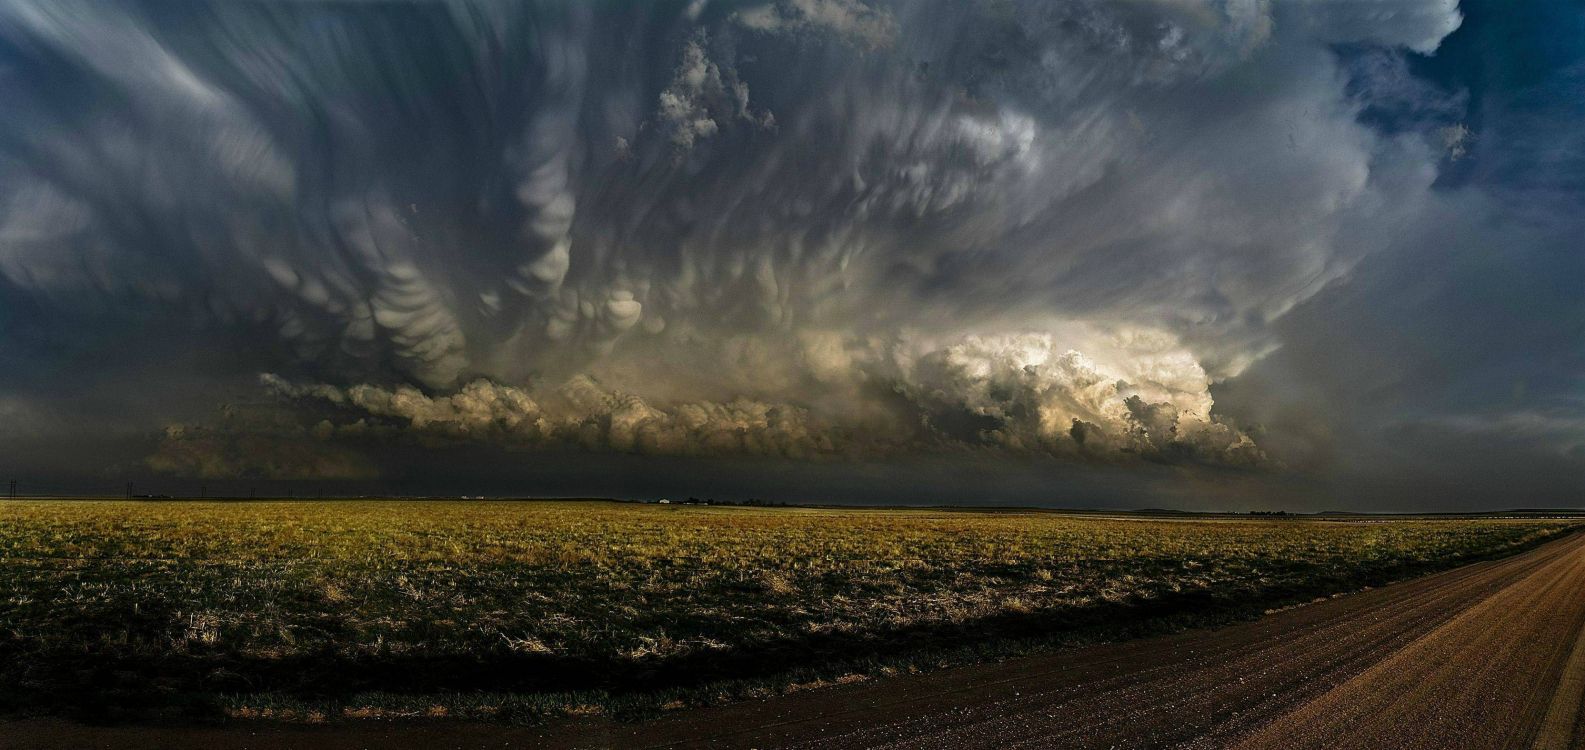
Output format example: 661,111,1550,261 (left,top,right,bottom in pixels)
8,479,15,499
200,484,206,500
126,481,133,499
